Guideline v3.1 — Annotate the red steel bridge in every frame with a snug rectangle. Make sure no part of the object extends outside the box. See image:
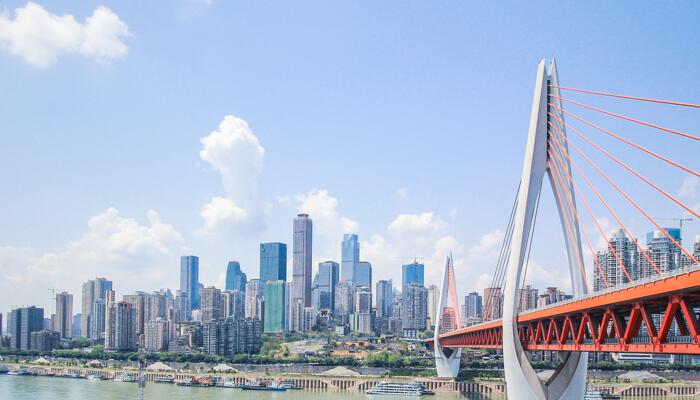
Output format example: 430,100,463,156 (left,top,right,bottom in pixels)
427,59,699,398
